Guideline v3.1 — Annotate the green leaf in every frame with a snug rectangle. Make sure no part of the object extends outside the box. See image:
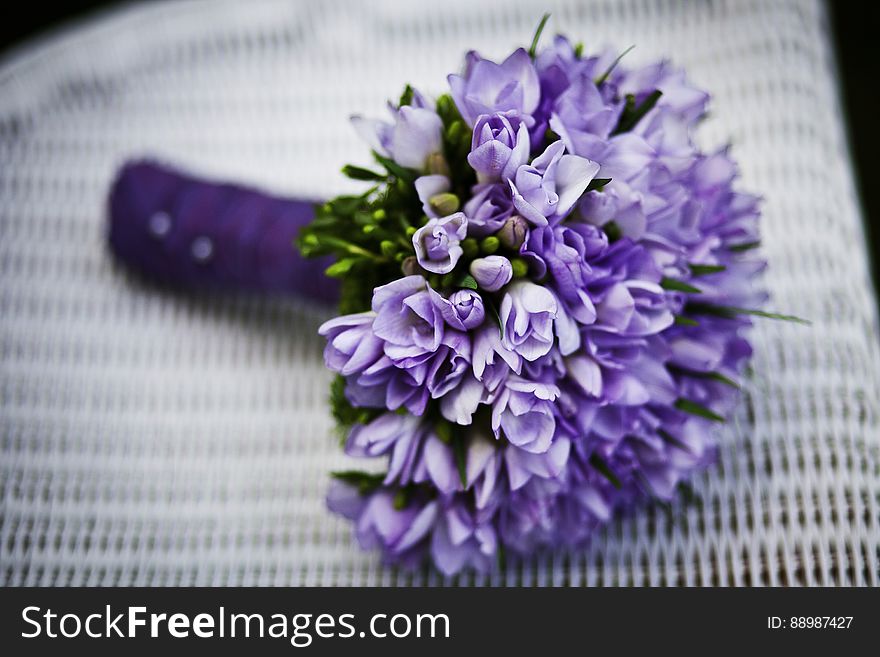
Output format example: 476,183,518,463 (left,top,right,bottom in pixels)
585,177,612,193
611,90,662,136
661,277,702,294
341,164,386,181
324,257,358,278
399,84,415,107
373,151,417,182
674,398,725,422
729,307,810,324
594,44,635,86
393,488,409,510
688,263,727,277
674,316,699,327
728,240,761,252
457,274,478,290
528,13,551,58
658,428,691,452
589,453,622,489
603,221,623,242
668,366,740,389
331,470,385,495
705,372,740,388
686,303,810,325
